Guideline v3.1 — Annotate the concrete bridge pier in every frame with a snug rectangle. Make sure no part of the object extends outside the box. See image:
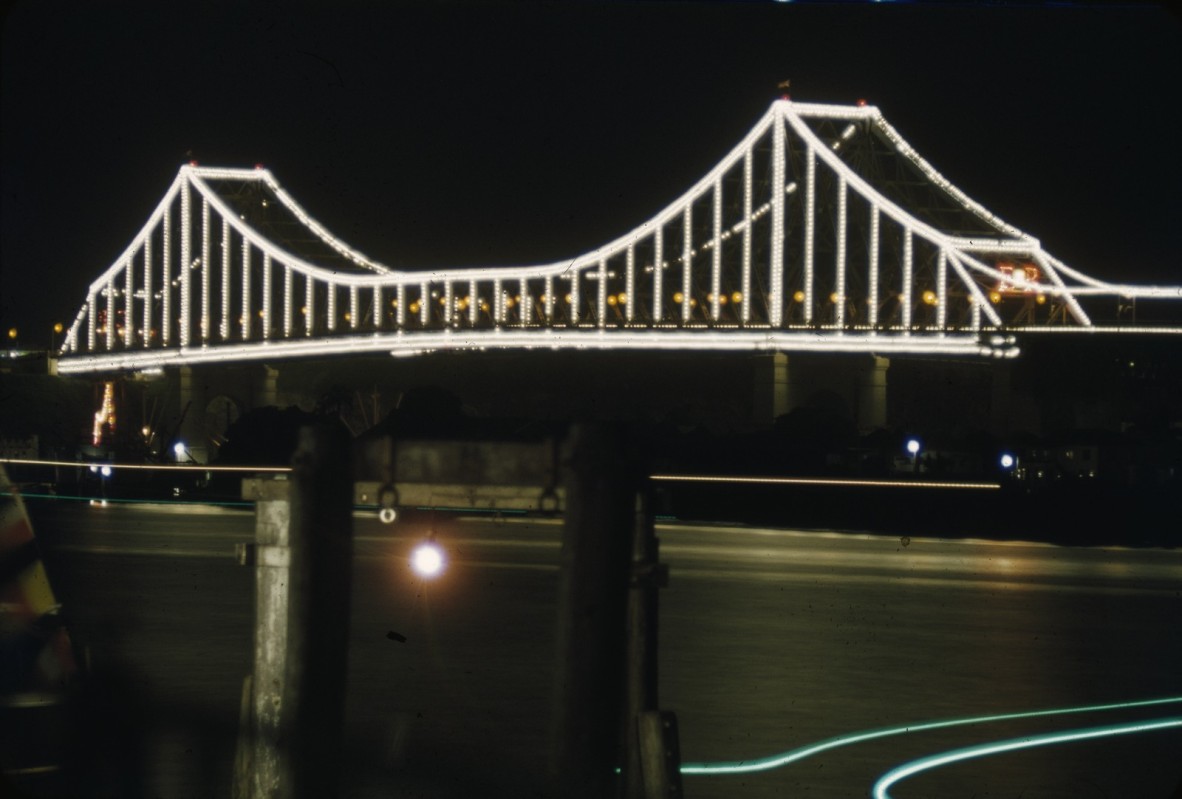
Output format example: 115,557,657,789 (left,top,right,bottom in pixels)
753,353,890,432
170,364,280,464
